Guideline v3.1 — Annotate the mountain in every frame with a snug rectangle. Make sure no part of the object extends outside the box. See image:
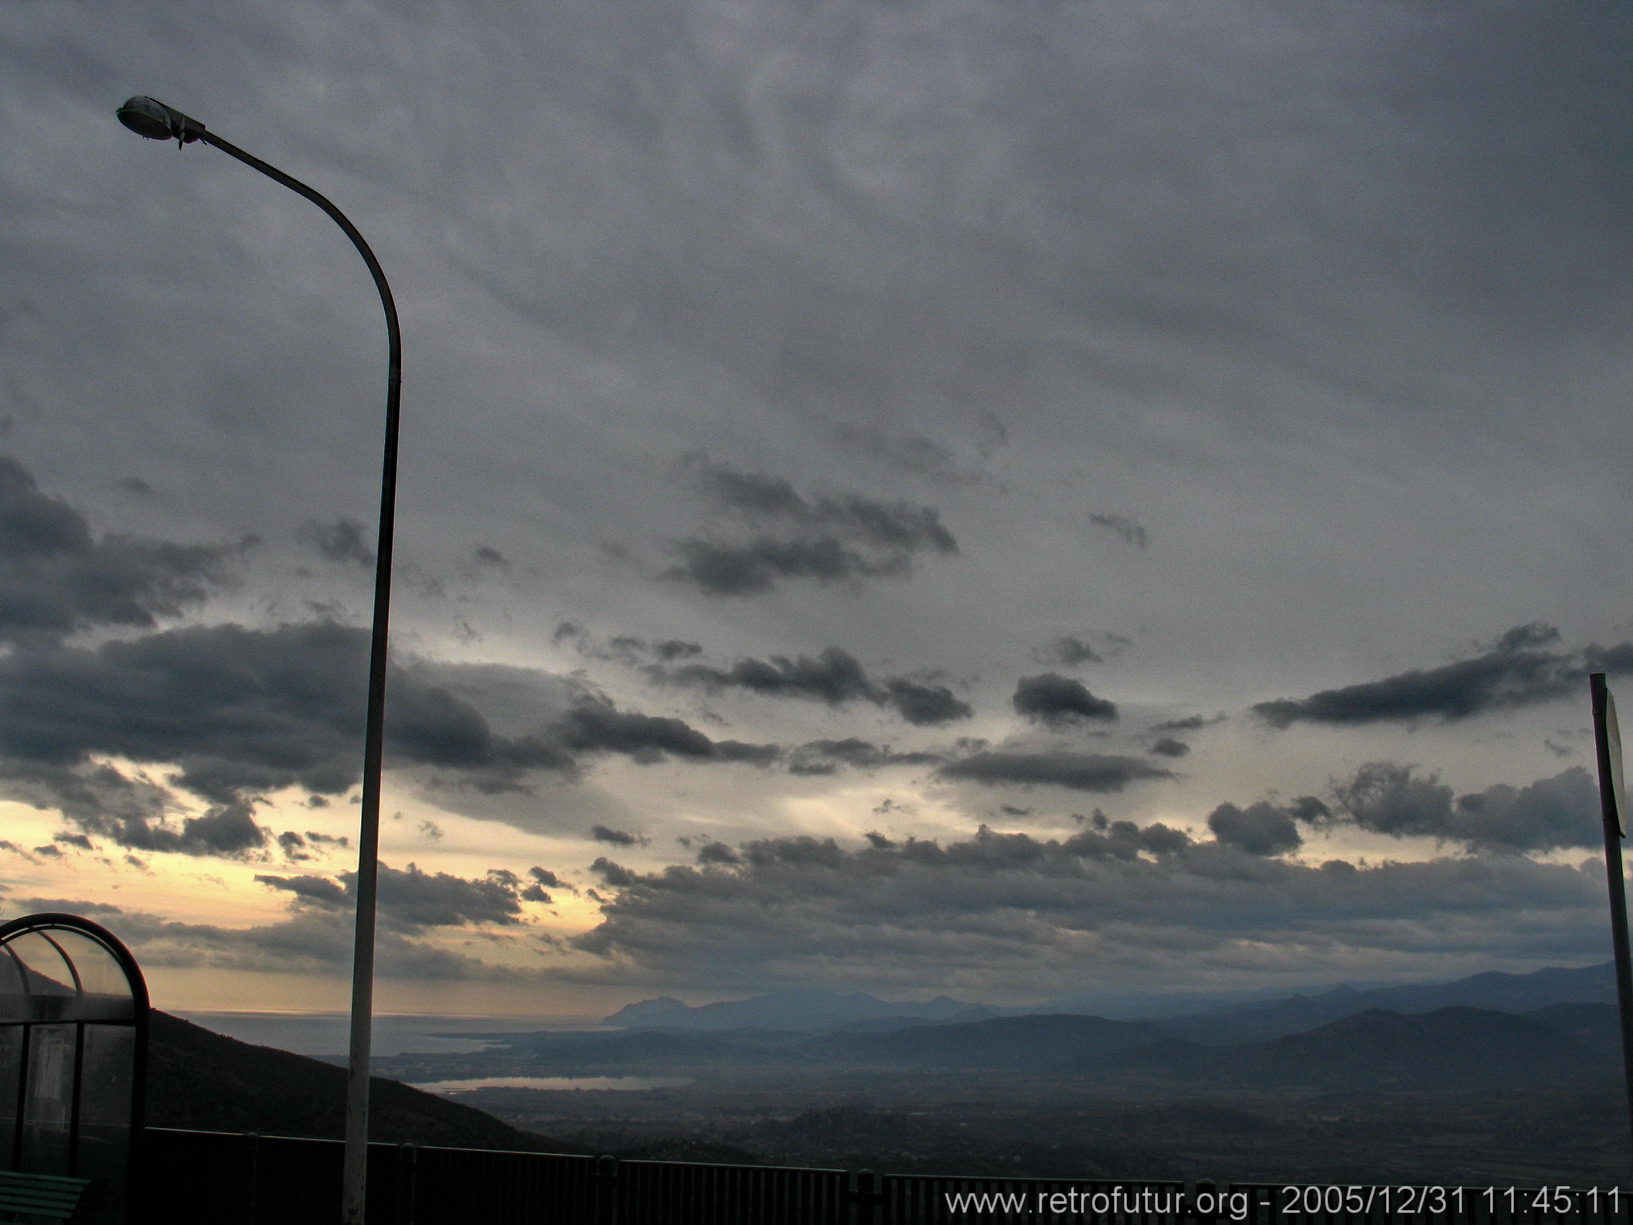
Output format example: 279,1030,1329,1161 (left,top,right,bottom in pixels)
1156,962,1617,1044
1148,1006,1613,1092
147,1010,586,1153
1527,1001,1622,1057
602,989,990,1032
798,1013,1170,1071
